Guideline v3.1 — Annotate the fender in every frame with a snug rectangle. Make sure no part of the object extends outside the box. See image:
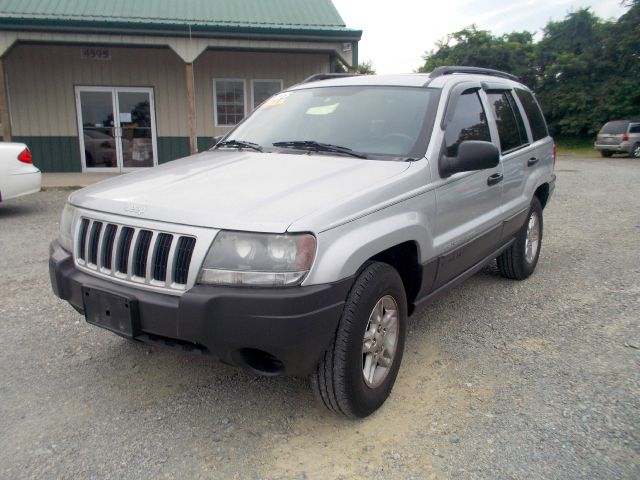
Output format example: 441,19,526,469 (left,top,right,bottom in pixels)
303,194,436,286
